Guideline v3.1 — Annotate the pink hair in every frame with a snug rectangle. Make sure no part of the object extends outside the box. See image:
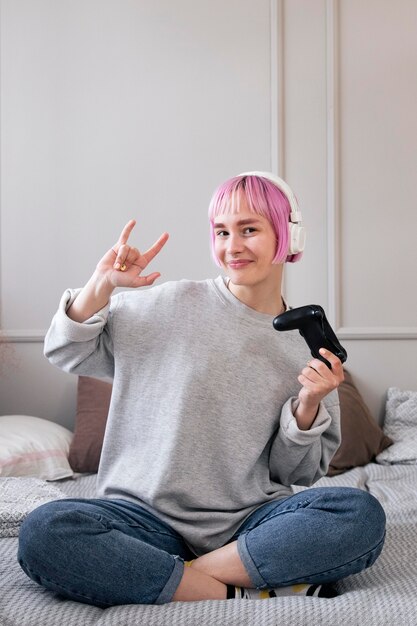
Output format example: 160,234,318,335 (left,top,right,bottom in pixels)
208,174,303,266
